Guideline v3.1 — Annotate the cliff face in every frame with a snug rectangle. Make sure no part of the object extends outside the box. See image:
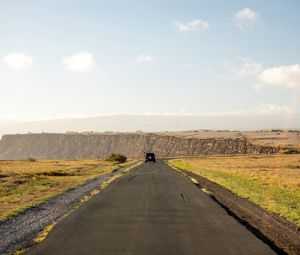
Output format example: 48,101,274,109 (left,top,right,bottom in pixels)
0,133,280,160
